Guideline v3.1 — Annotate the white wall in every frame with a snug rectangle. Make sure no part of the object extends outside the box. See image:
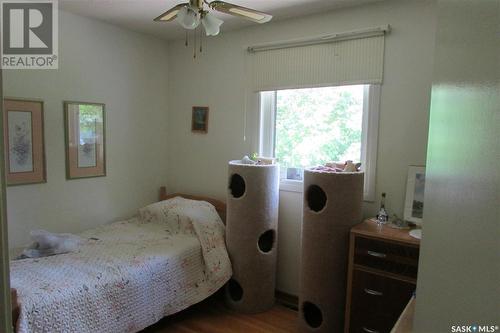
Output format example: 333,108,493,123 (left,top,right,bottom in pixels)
5,10,169,251
167,0,437,295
